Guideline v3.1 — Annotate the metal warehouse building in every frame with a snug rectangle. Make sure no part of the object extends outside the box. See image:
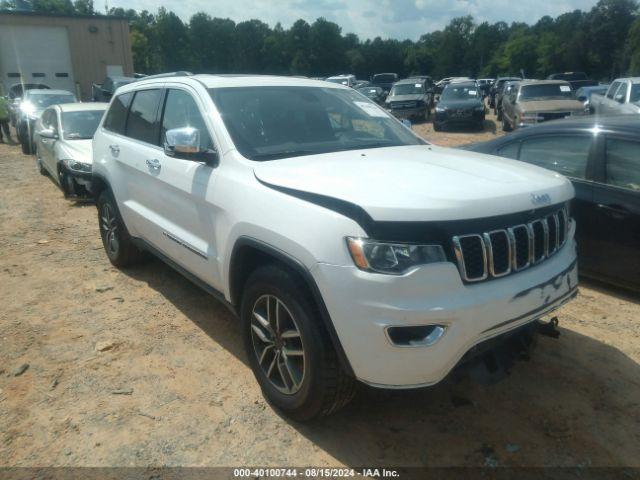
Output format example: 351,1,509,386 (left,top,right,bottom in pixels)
0,11,134,100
